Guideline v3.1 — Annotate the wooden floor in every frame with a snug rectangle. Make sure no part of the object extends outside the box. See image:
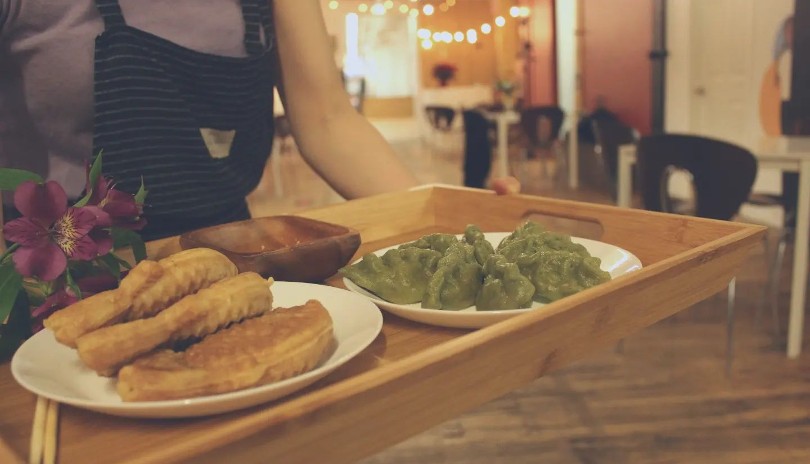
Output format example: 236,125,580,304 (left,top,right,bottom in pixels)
248,123,810,464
